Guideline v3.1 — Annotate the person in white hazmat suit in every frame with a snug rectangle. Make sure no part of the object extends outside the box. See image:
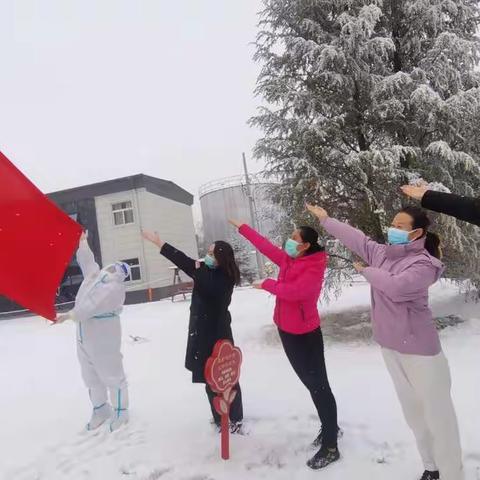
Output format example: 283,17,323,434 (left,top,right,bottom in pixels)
56,233,130,432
